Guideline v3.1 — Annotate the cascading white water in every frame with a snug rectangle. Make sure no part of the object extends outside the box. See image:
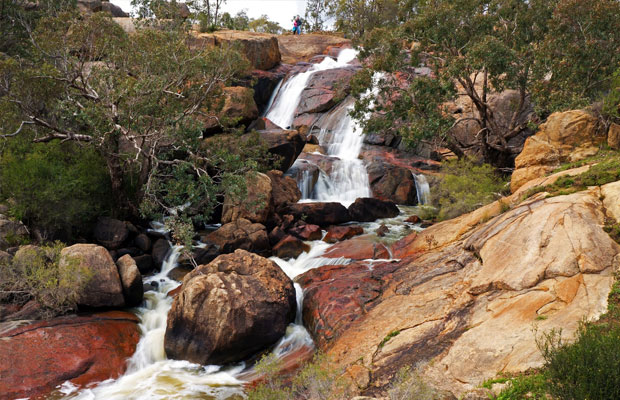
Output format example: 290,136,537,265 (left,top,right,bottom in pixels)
265,48,358,129
310,98,371,206
413,173,431,205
